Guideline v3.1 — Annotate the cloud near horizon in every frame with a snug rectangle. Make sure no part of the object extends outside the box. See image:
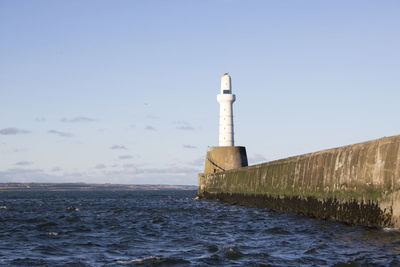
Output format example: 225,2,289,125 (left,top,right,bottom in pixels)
145,125,156,131
0,168,51,183
15,161,33,166
0,163,199,185
183,144,197,149
61,116,96,123
94,164,106,169
123,163,136,169
111,145,127,150
48,130,73,137
118,155,133,160
0,127,30,135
